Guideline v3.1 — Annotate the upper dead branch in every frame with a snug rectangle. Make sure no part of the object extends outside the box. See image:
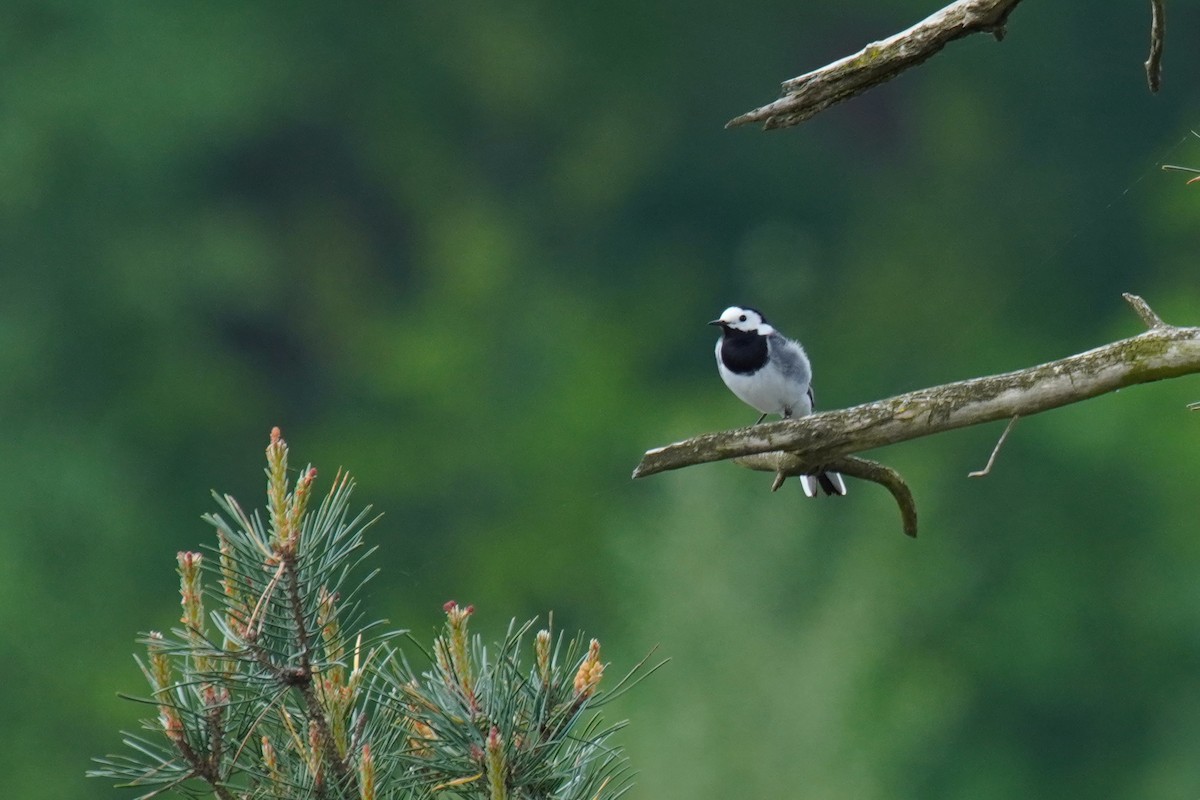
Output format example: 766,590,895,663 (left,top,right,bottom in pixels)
727,0,1172,129
633,295,1200,536
727,0,1024,130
